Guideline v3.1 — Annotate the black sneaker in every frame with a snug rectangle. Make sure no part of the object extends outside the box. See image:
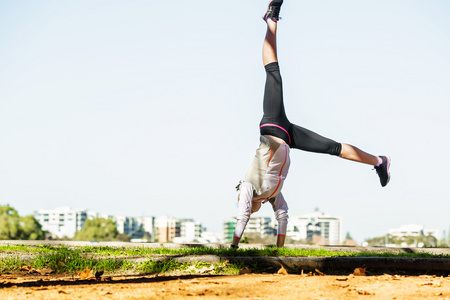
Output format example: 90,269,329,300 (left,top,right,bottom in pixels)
374,156,391,187
263,0,283,22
